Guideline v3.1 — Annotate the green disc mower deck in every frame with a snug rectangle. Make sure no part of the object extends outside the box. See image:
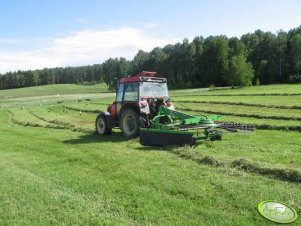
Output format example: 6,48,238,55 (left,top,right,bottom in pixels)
139,106,254,147
140,128,195,146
